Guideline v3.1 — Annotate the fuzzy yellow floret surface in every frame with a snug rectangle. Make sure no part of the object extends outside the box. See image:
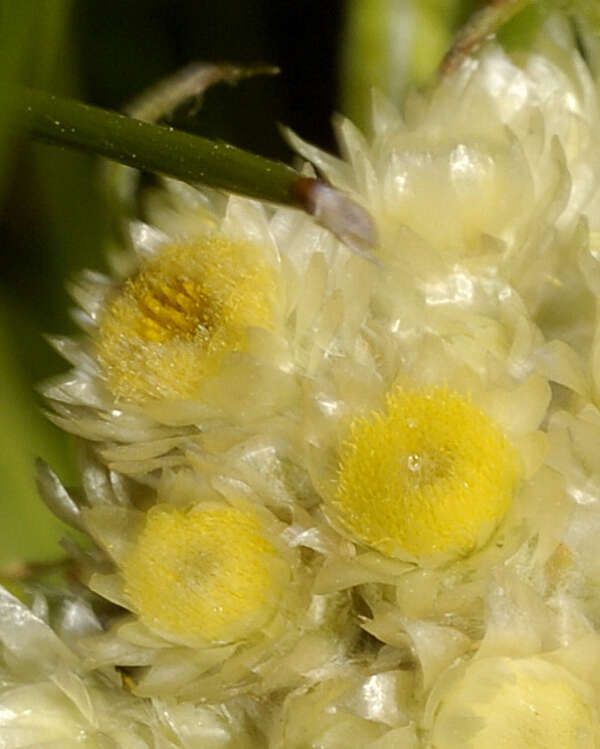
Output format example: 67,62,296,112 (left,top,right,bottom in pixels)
123,504,286,644
429,657,598,749
97,235,277,403
333,385,518,564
